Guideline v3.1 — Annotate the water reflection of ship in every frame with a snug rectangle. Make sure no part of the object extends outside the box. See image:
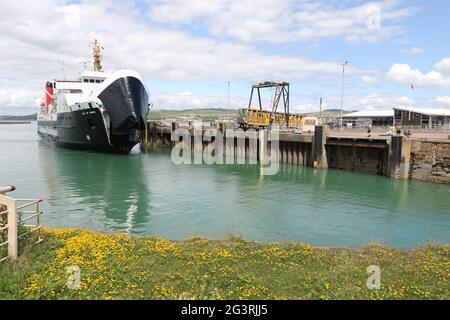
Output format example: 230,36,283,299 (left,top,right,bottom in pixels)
39,144,150,234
